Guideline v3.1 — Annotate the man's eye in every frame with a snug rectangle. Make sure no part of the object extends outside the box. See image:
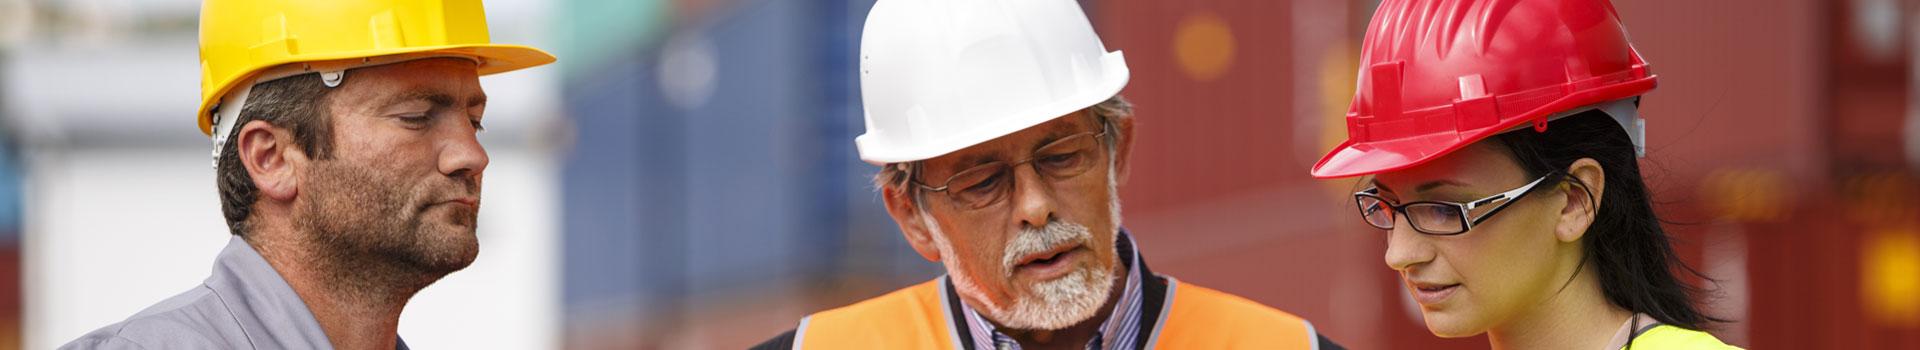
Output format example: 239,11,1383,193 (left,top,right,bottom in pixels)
1037,153,1080,168
398,115,431,125
962,174,1003,194
471,119,486,132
